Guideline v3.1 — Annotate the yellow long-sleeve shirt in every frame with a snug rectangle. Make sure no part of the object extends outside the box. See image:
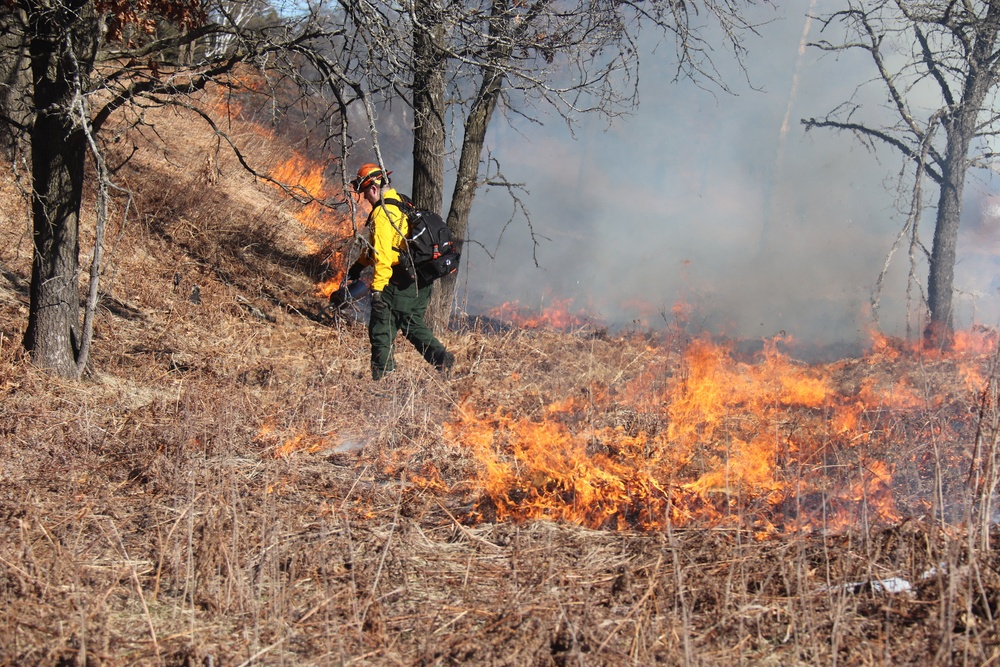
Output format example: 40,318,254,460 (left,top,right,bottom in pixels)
362,187,408,291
